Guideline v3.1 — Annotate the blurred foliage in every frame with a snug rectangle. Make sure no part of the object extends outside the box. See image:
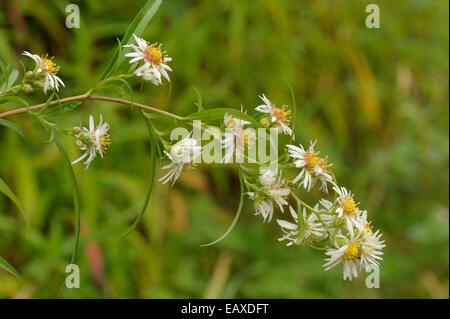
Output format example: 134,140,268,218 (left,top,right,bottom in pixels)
0,0,448,298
